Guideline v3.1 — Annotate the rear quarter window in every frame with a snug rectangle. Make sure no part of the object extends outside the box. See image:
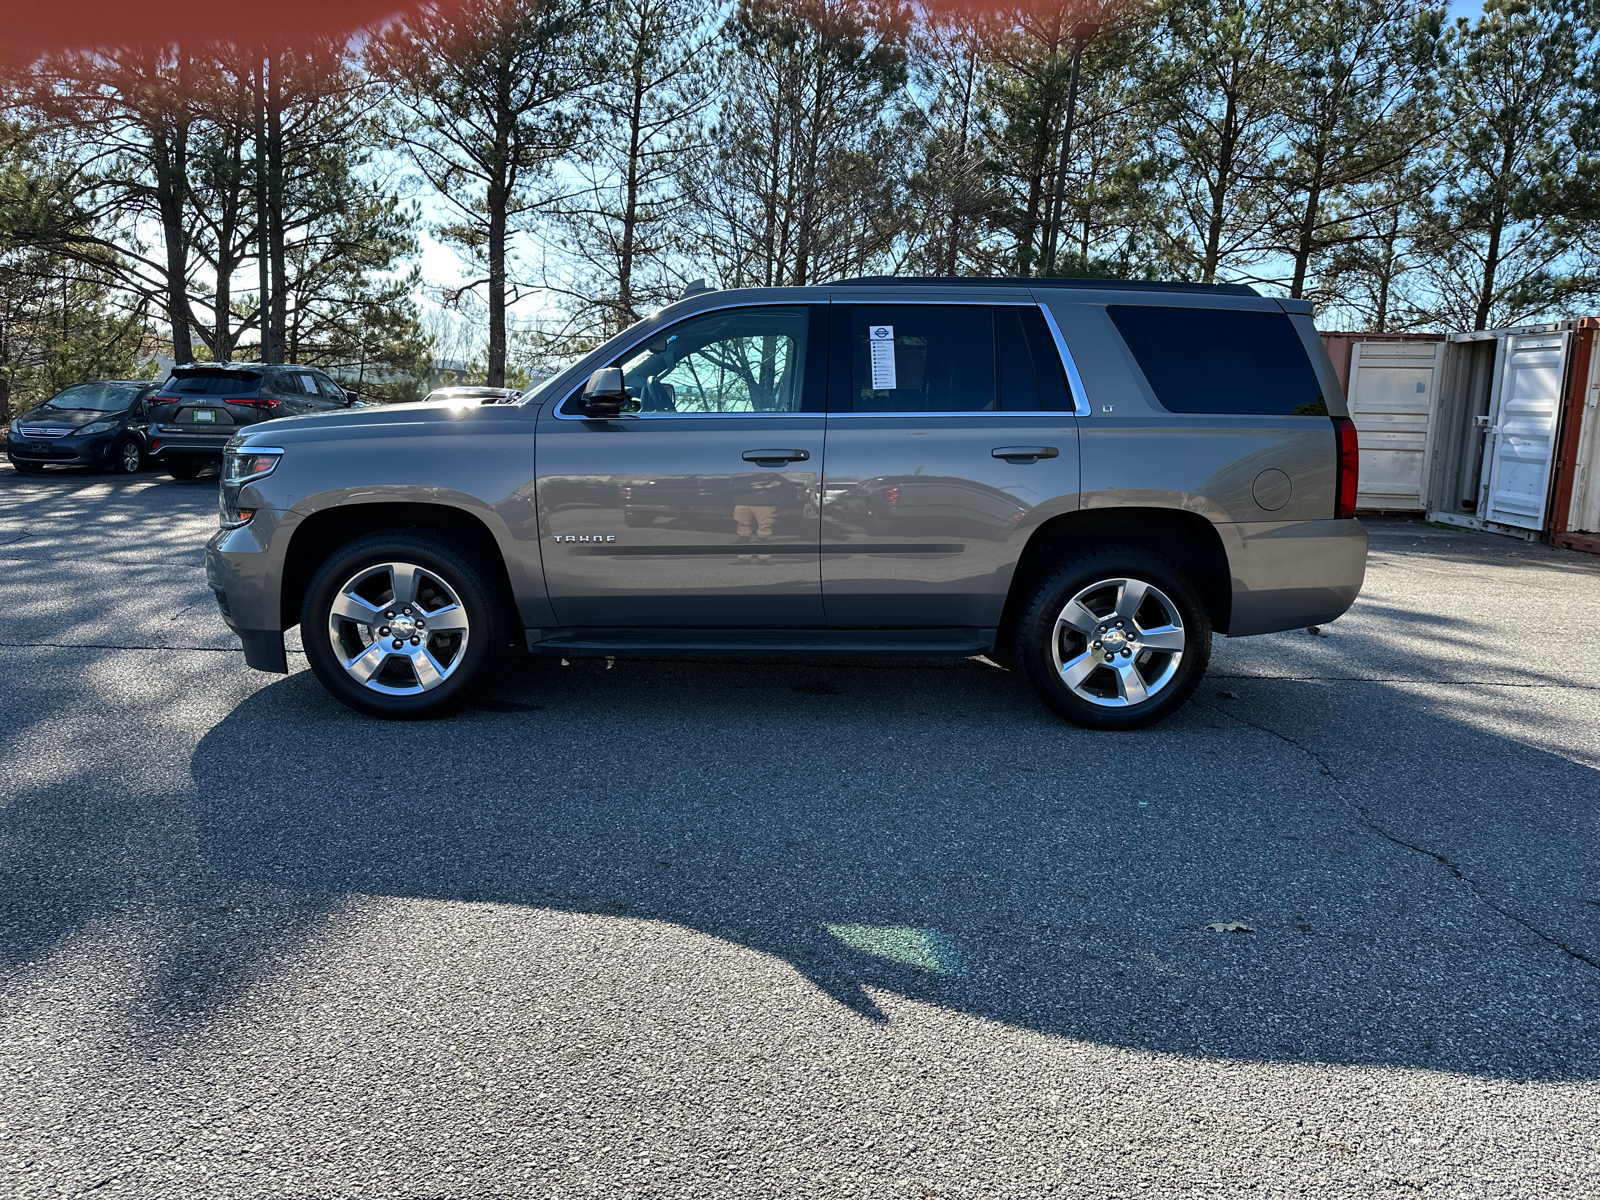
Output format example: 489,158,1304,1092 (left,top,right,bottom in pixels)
1106,305,1327,416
